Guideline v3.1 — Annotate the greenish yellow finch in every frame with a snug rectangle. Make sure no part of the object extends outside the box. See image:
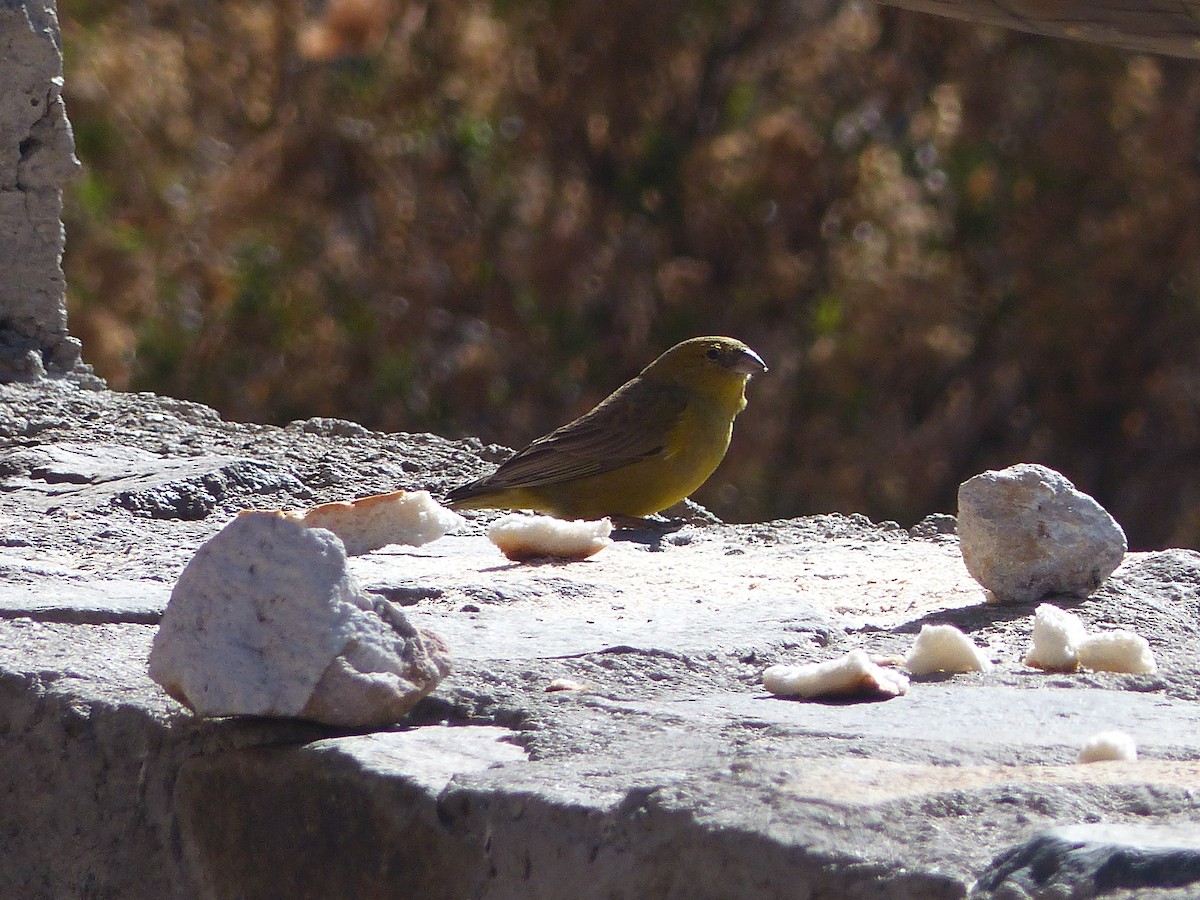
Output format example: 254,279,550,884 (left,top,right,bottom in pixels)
446,336,766,519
